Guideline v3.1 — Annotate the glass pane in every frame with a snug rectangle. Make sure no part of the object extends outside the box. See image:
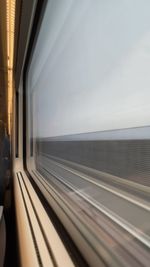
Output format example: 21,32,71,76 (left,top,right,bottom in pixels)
26,1,150,266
